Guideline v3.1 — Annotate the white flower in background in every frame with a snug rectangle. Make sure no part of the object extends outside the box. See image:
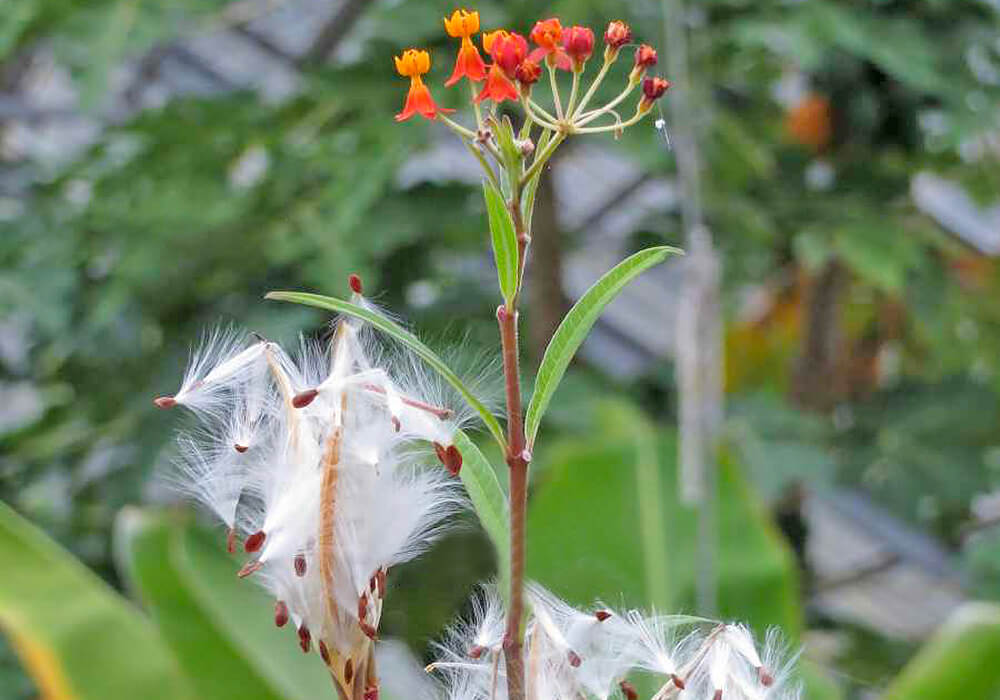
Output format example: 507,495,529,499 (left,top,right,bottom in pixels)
427,584,800,700
155,277,469,699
